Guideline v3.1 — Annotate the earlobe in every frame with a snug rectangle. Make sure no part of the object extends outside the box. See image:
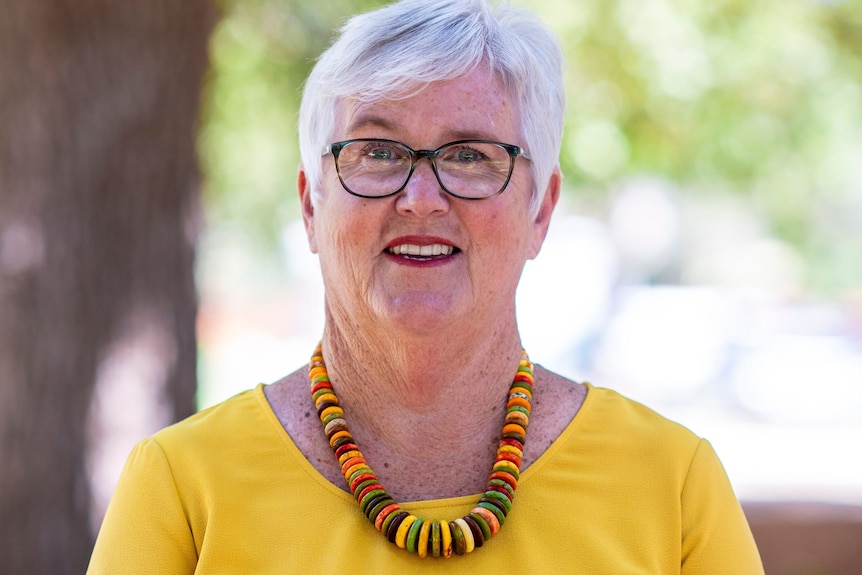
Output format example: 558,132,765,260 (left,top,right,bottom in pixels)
528,168,561,259
298,166,318,254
